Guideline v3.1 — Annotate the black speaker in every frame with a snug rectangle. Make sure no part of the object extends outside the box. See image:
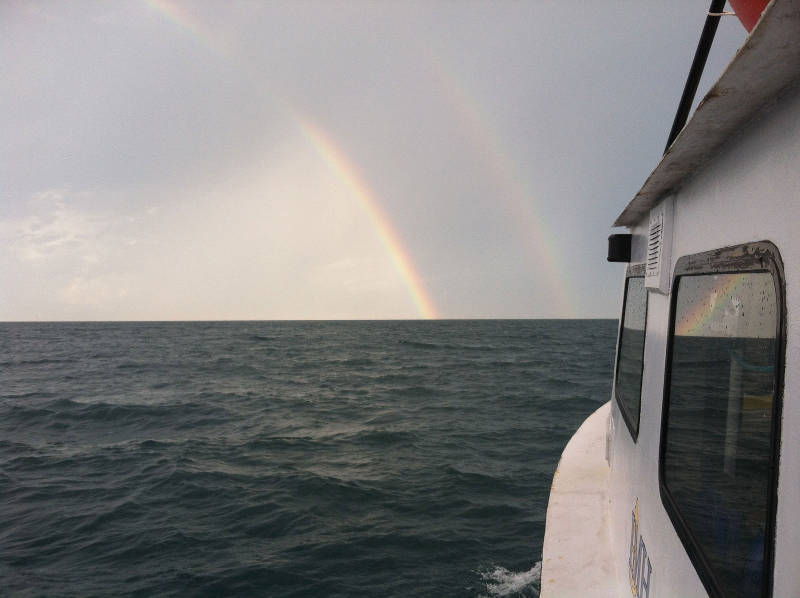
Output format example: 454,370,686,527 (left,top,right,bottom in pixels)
607,234,632,262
